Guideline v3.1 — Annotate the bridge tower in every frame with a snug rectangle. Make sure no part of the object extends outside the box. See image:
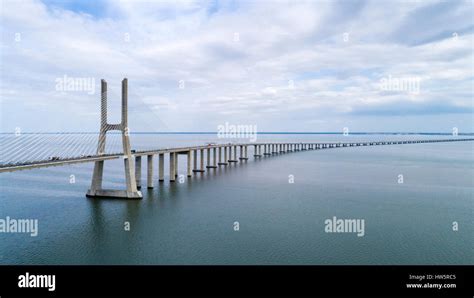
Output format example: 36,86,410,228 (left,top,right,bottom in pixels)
86,78,142,199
